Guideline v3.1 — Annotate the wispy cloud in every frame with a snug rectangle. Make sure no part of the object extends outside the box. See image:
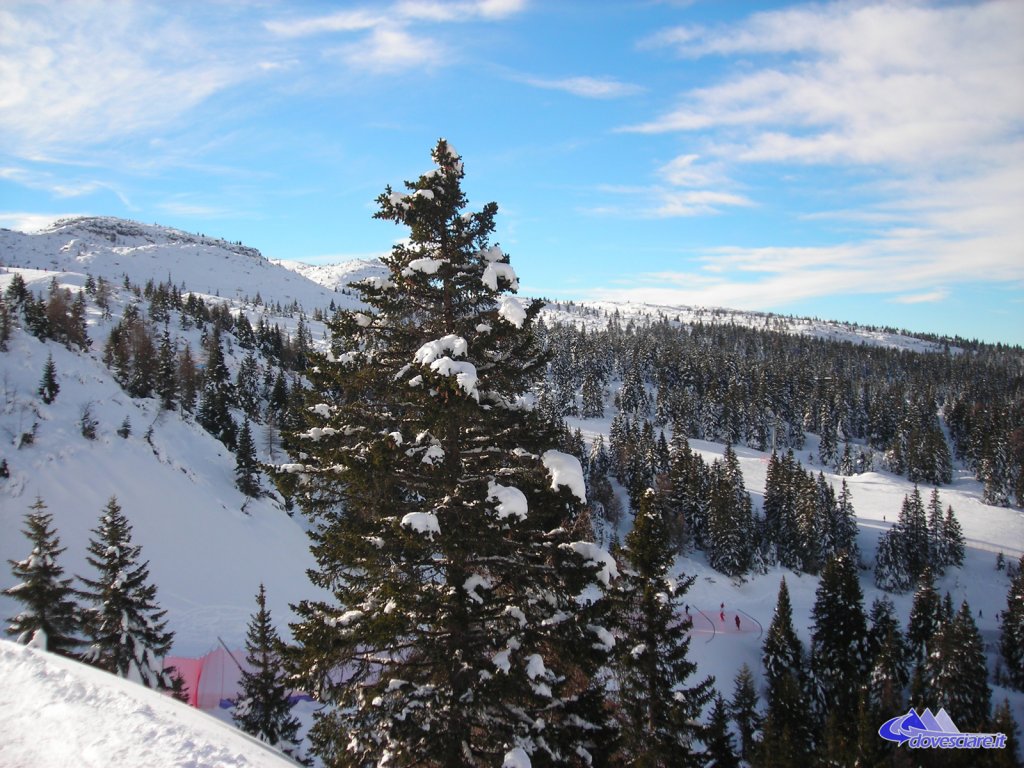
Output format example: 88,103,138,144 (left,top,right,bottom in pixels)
516,74,643,99
891,290,950,305
0,3,255,156
265,0,528,73
587,152,749,218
